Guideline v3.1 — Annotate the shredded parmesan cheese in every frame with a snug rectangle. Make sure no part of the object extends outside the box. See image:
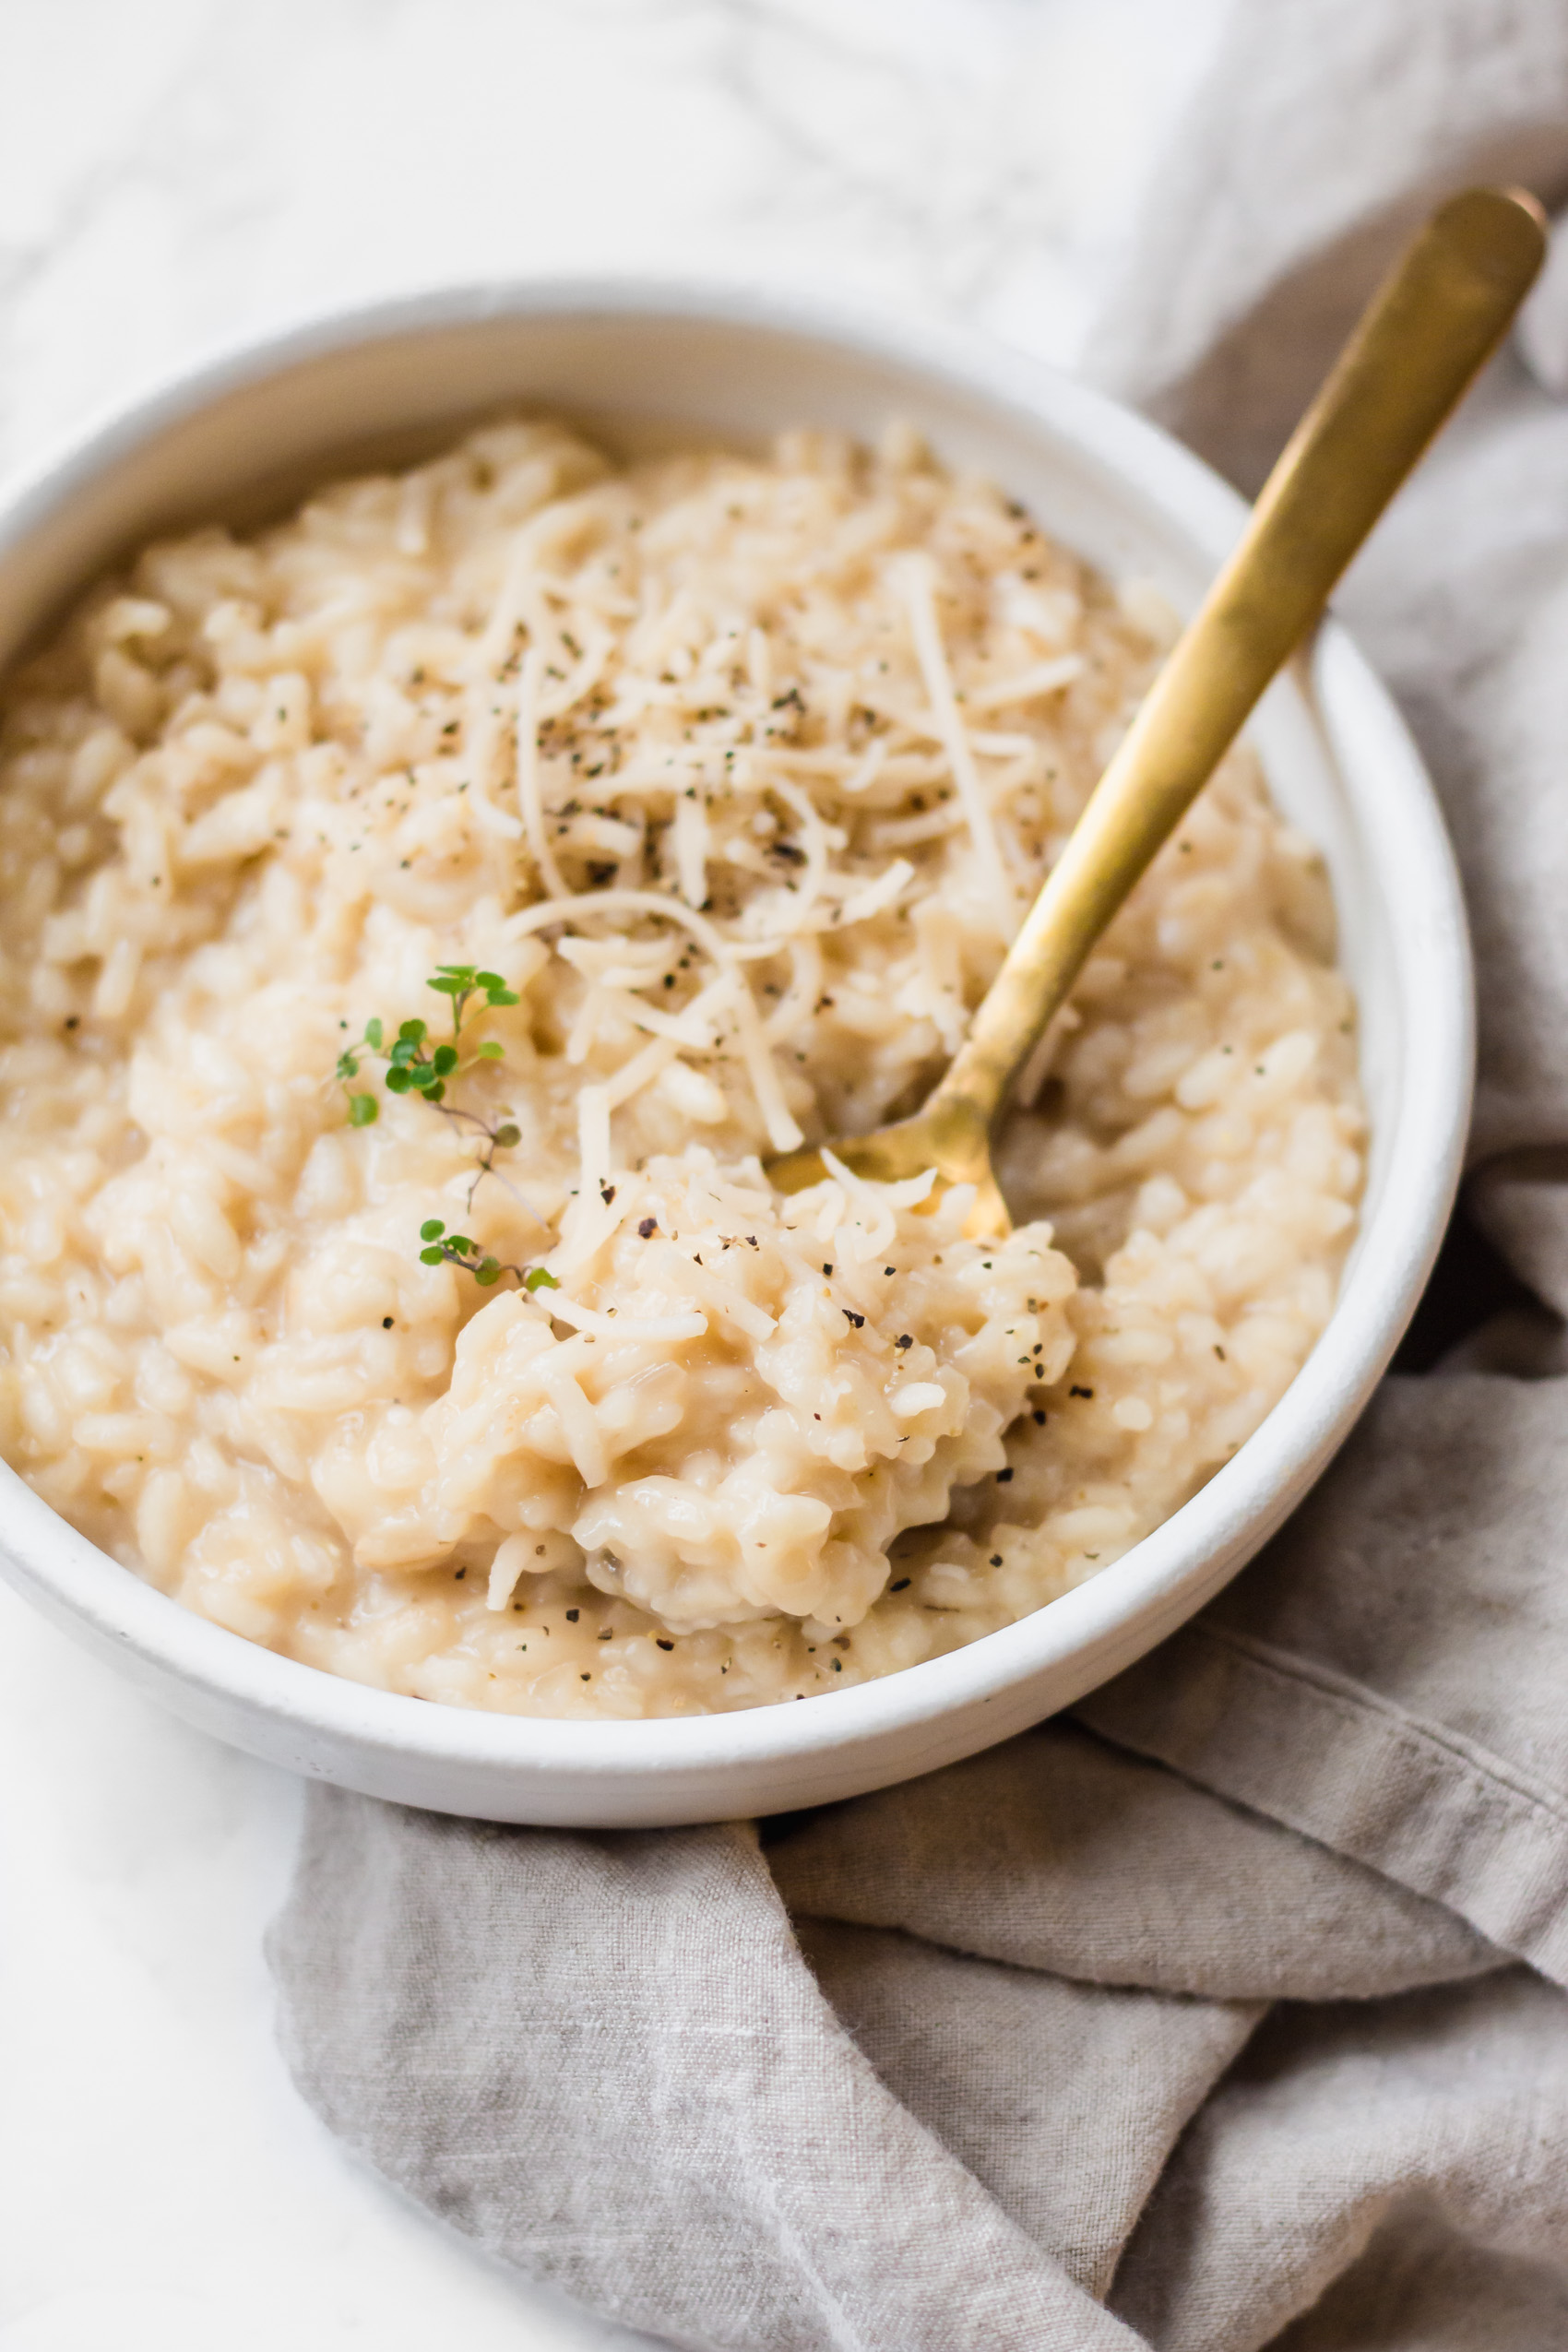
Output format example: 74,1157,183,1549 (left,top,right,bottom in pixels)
899,554,1020,944
515,646,569,899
